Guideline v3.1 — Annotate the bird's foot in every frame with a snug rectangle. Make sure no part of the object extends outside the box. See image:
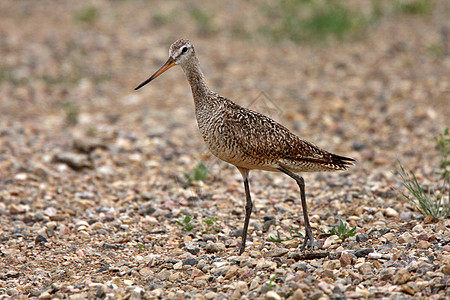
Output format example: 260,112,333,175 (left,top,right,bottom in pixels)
300,227,321,251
